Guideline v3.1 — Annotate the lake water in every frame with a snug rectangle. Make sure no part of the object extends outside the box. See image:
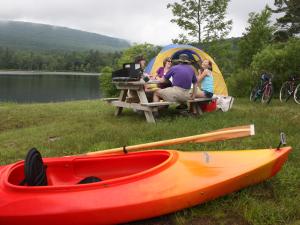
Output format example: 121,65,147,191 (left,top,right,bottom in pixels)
0,72,102,103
